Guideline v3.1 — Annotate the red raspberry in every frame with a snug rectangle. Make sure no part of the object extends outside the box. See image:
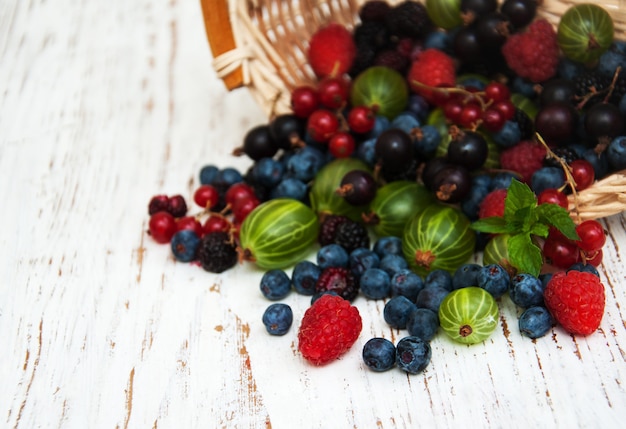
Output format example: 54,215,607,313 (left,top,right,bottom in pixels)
544,271,605,336
500,140,547,183
478,188,508,219
407,48,456,103
298,294,362,365
501,19,559,83
308,23,356,79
